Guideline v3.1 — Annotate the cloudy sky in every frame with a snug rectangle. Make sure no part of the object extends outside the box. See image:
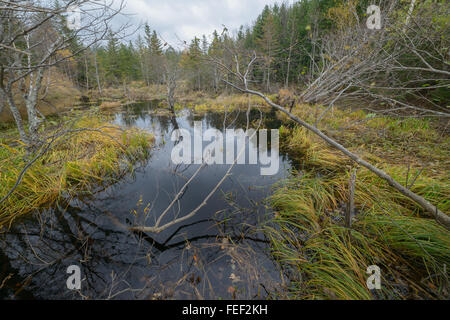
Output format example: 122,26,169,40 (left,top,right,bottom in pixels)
117,0,286,46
